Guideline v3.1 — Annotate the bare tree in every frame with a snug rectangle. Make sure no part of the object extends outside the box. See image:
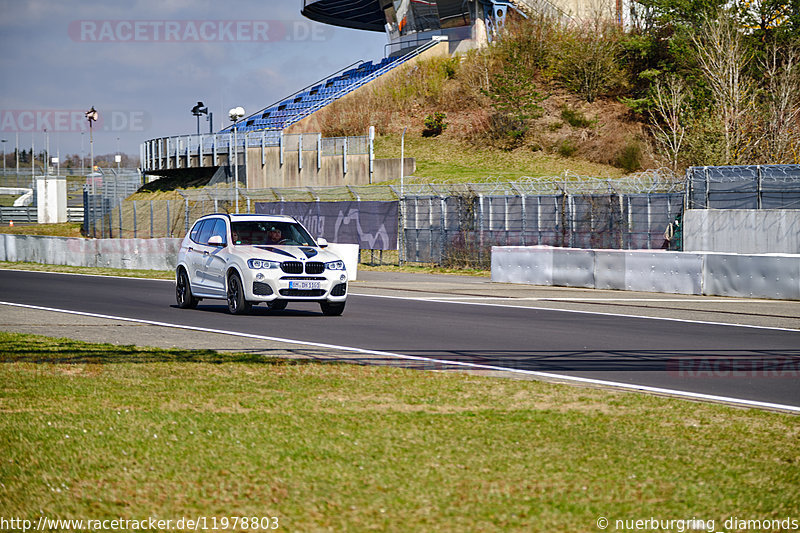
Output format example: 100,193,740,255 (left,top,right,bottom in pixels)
650,75,689,172
761,42,800,163
691,12,756,164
